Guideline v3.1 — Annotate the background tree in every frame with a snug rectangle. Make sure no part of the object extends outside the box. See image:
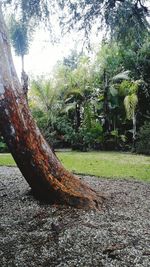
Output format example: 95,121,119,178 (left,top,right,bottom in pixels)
122,81,139,149
29,36,149,151
8,16,30,98
58,0,149,41
9,17,29,73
